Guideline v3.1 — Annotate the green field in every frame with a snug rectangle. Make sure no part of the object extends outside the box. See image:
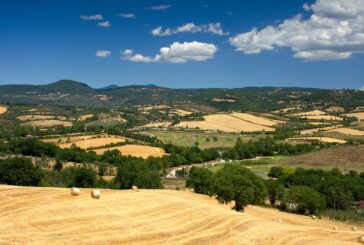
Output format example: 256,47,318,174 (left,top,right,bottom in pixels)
140,130,265,149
